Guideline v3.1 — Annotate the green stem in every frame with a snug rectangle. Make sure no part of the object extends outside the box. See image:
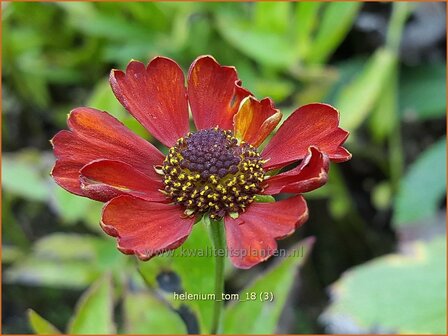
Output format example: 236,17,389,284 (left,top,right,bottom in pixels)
385,2,411,193
386,2,413,53
387,66,403,195
209,217,225,334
